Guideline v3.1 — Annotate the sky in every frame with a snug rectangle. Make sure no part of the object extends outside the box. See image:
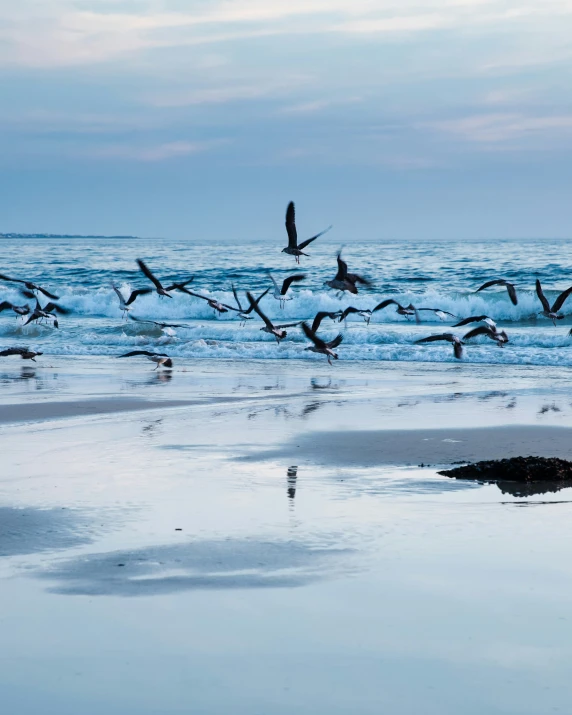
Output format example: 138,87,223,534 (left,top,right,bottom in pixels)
0,0,572,240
